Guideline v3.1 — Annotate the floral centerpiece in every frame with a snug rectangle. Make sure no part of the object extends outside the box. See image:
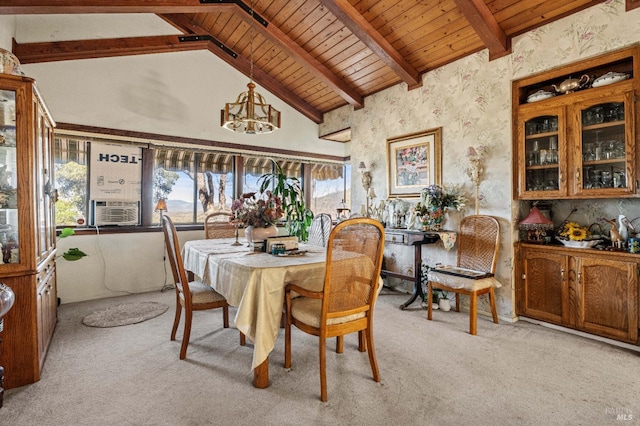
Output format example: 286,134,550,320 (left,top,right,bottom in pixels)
556,221,601,248
415,184,466,230
231,191,283,228
558,221,590,241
